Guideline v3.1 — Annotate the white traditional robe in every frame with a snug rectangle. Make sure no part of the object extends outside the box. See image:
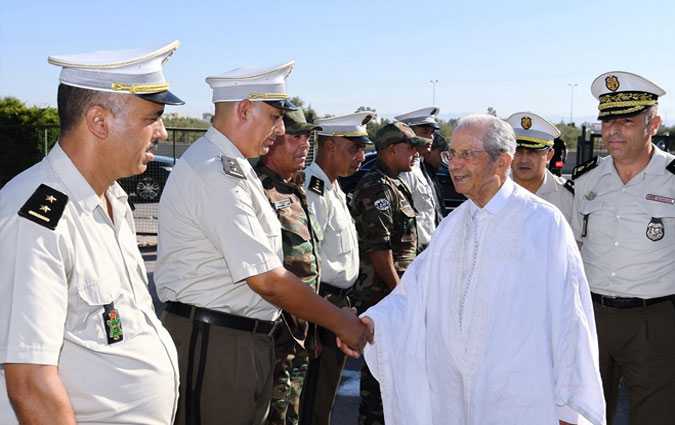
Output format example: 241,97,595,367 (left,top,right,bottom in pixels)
363,179,605,425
